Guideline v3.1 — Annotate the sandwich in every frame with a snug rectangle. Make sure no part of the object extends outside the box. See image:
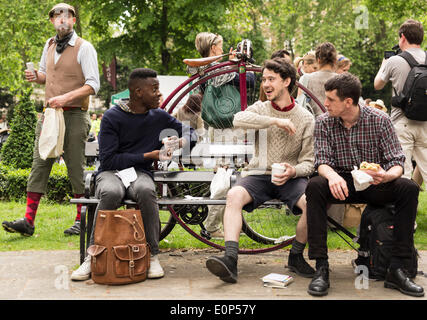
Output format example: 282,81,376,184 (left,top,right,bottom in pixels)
360,161,380,171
